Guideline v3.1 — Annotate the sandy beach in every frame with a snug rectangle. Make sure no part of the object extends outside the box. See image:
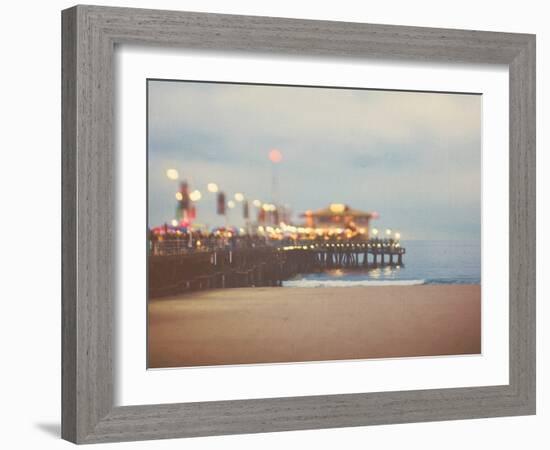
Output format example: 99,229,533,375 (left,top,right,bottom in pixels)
148,285,481,368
